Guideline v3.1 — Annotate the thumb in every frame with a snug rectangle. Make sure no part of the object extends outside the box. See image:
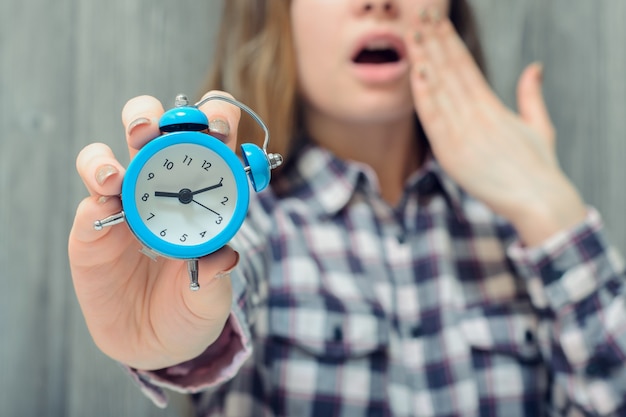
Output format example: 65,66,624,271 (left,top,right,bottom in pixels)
517,62,556,145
